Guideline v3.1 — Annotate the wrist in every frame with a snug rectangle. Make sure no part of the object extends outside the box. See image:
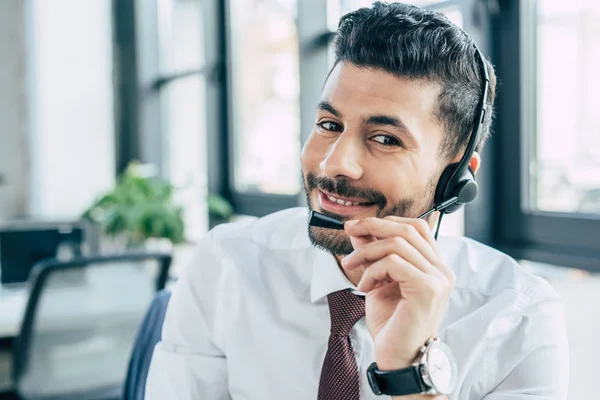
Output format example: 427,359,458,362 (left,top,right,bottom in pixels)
376,359,414,371
375,349,420,371
376,351,420,371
